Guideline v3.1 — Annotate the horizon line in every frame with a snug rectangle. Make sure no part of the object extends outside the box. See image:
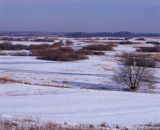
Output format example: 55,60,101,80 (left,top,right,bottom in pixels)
0,31,160,34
